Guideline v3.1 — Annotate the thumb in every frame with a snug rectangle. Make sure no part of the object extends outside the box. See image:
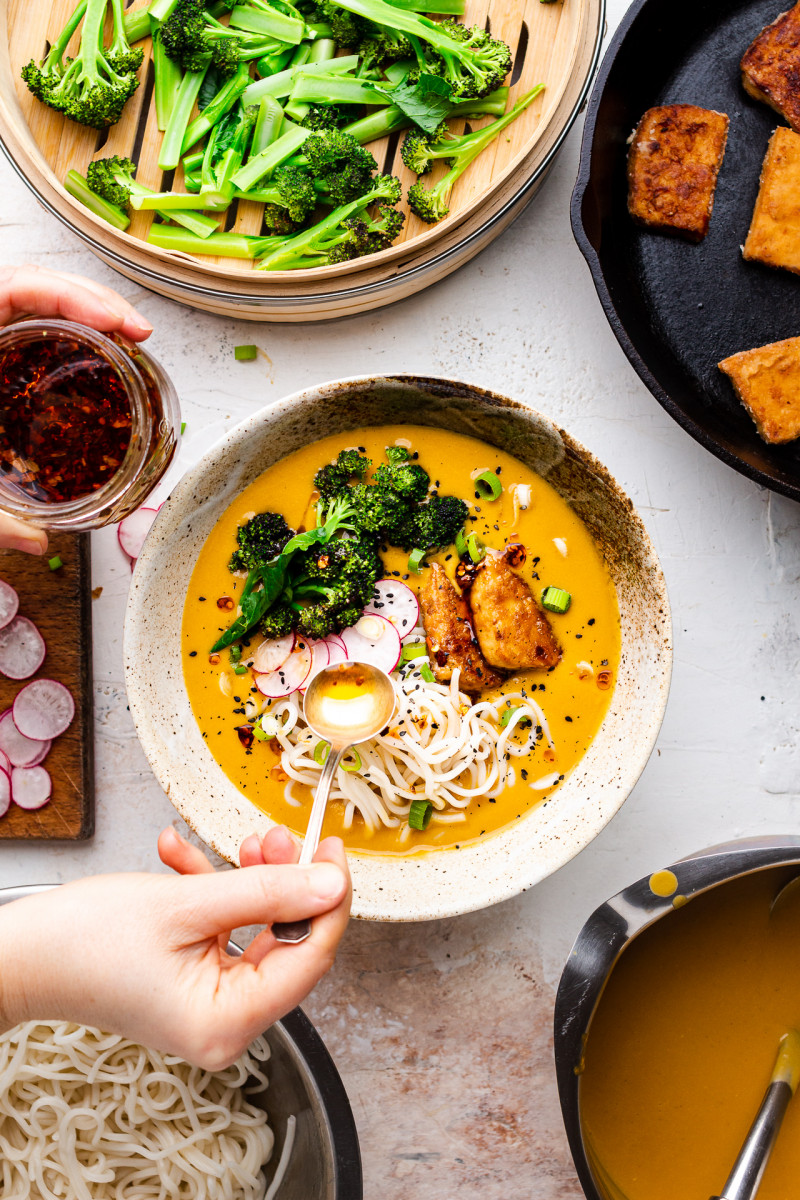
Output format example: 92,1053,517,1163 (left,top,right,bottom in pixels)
177,861,348,936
